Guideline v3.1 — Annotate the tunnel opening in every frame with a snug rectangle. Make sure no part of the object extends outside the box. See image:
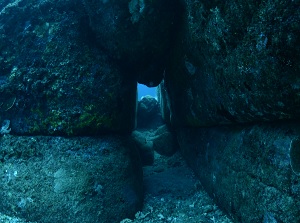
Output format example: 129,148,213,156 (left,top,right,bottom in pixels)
136,83,162,130
137,83,157,101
